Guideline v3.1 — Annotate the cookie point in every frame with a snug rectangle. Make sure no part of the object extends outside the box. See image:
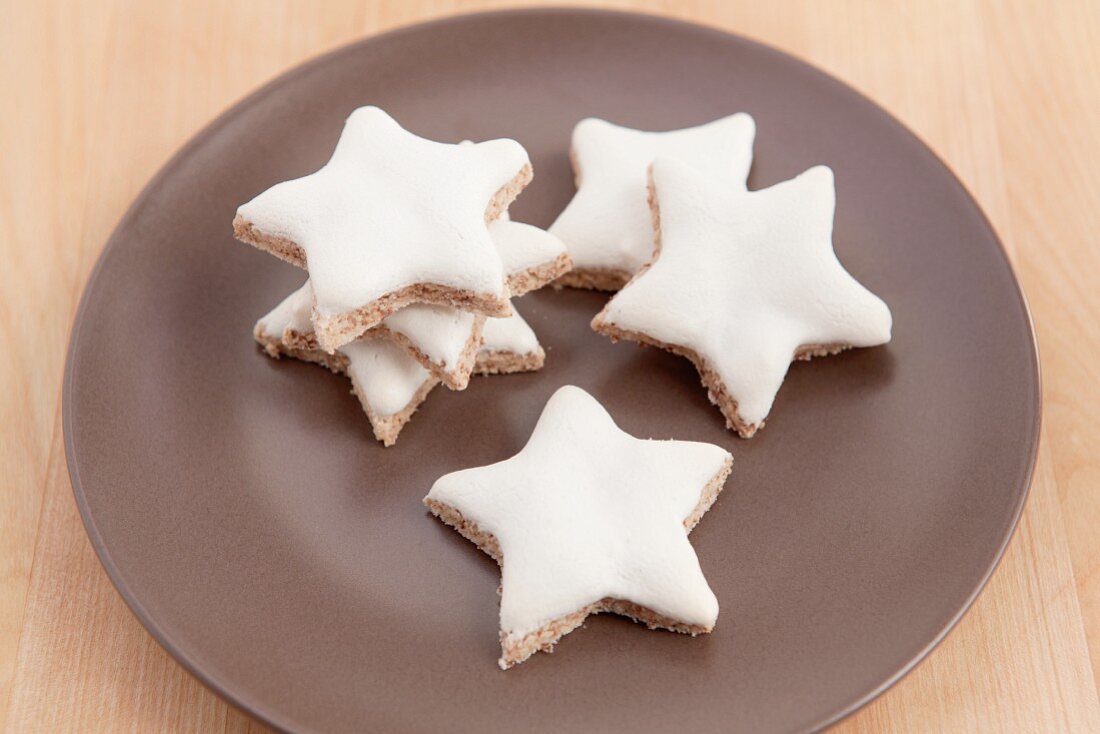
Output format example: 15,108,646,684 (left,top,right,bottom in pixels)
346,104,386,123
802,164,835,187
574,116,607,135
735,110,757,136
649,155,696,186
549,384,586,402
